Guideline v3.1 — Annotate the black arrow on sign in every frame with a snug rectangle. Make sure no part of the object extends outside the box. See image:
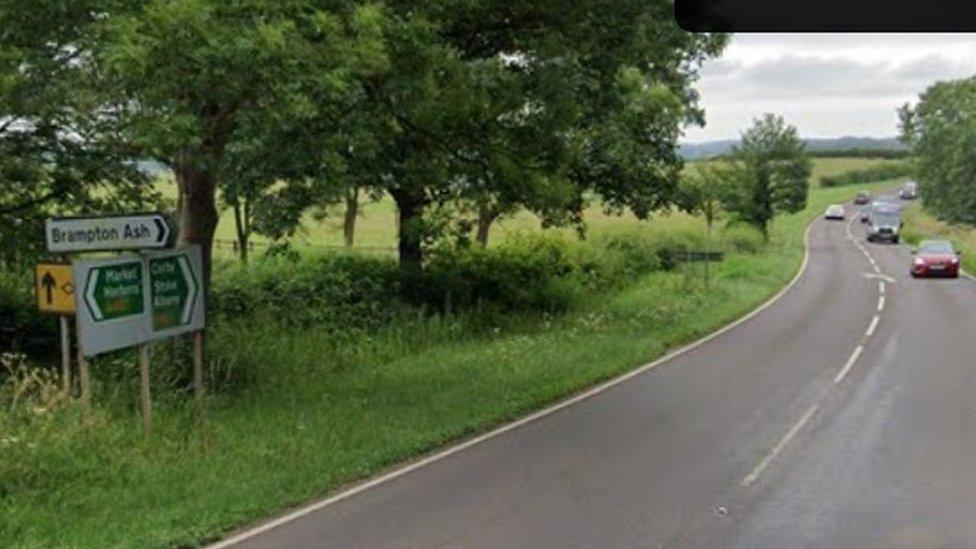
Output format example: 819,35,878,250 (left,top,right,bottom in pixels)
155,217,167,244
41,271,56,304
